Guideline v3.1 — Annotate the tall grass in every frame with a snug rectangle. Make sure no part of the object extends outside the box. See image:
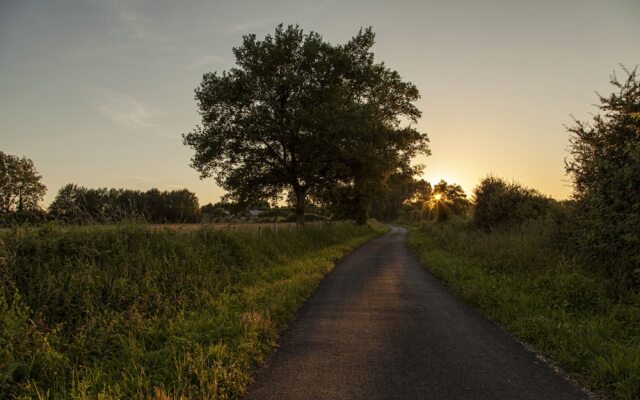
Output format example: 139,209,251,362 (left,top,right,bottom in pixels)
1,222,385,399
408,219,640,399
